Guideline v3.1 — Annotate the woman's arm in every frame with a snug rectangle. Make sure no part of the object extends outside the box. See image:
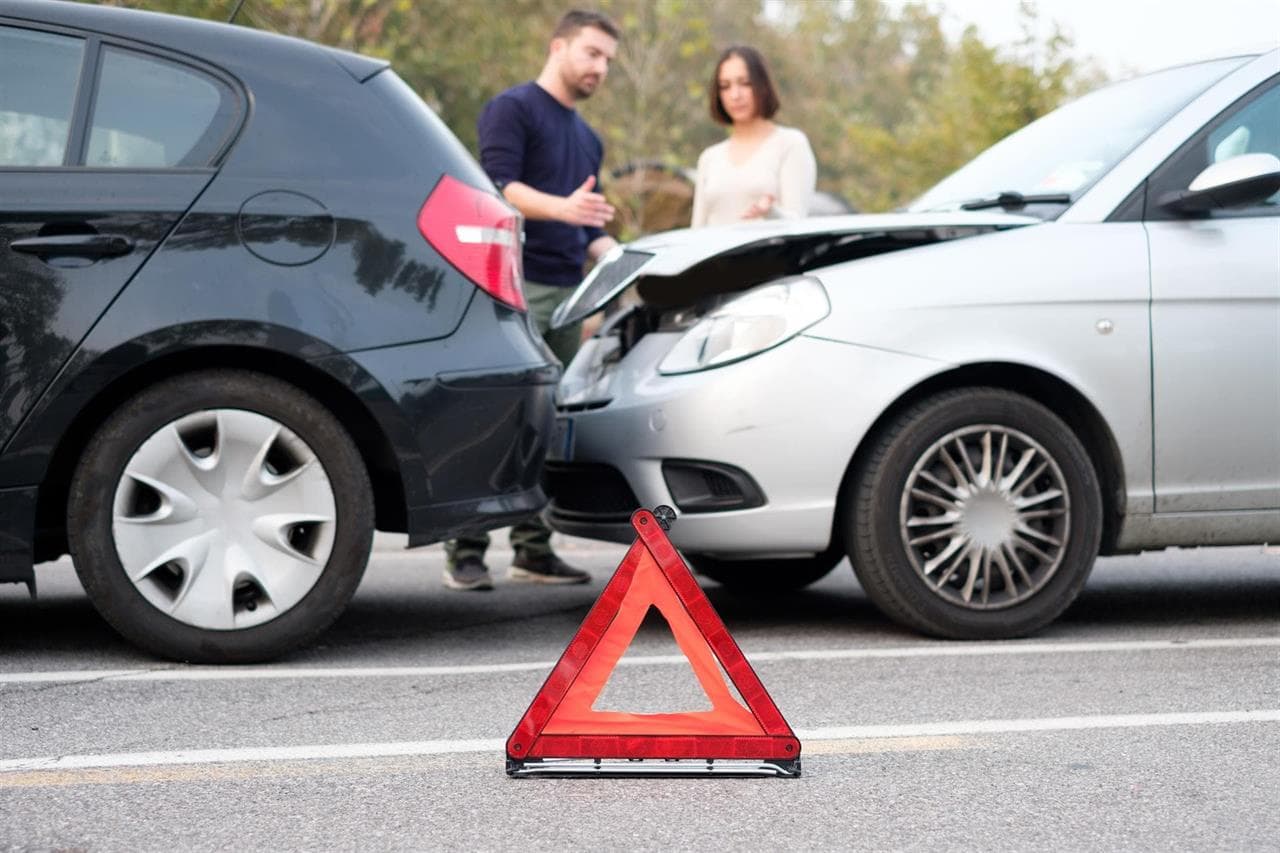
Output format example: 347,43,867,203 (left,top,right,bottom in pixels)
772,130,817,219
691,149,711,228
